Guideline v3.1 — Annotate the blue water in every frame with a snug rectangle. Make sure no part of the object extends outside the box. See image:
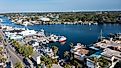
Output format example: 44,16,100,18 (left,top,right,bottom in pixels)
1,17,121,58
